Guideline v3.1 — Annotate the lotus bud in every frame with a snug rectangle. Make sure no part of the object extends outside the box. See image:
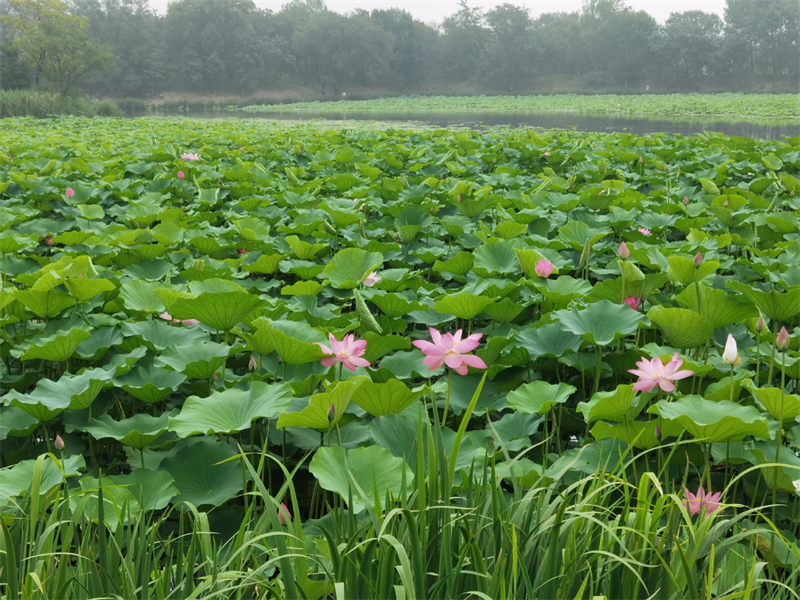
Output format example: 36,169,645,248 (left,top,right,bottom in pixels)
618,242,630,259
277,502,291,525
683,196,689,204
248,354,257,373
777,326,790,351
694,252,703,267
54,434,65,451
327,404,336,423
722,334,739,365
654,424,662,441
756,315,766,332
